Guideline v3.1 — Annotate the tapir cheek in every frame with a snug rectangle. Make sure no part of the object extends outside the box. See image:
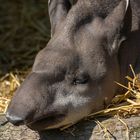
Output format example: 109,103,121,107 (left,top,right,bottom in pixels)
52,92,91,108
